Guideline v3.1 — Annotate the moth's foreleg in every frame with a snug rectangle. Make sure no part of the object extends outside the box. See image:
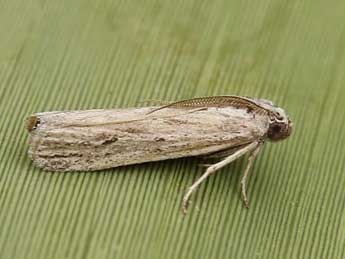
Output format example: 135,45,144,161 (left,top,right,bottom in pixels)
182,141,260,214
240,143,263,208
